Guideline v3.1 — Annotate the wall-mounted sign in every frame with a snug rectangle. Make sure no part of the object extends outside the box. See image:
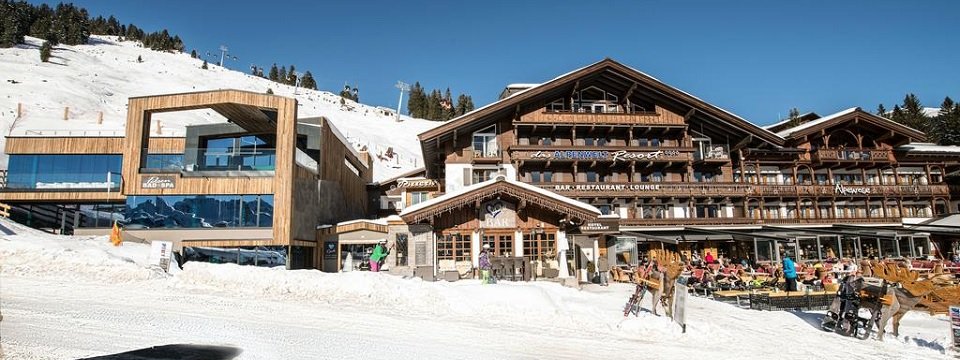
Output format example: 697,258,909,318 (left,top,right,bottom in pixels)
480,199,516,228
578,217,620,234
553,184,662,192
141,175,176,189
834,184,871,195
529,149,683,163
397,178,438,188
324,241,337,260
